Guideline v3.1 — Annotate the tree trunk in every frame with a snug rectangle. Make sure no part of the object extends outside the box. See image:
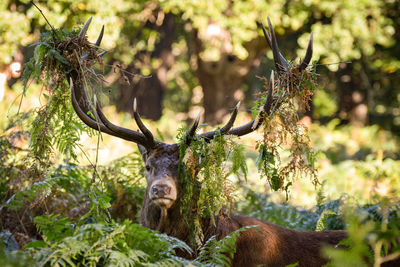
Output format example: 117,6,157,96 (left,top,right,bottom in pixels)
115,13,176,120
336,62,368,126
195,37,266,125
